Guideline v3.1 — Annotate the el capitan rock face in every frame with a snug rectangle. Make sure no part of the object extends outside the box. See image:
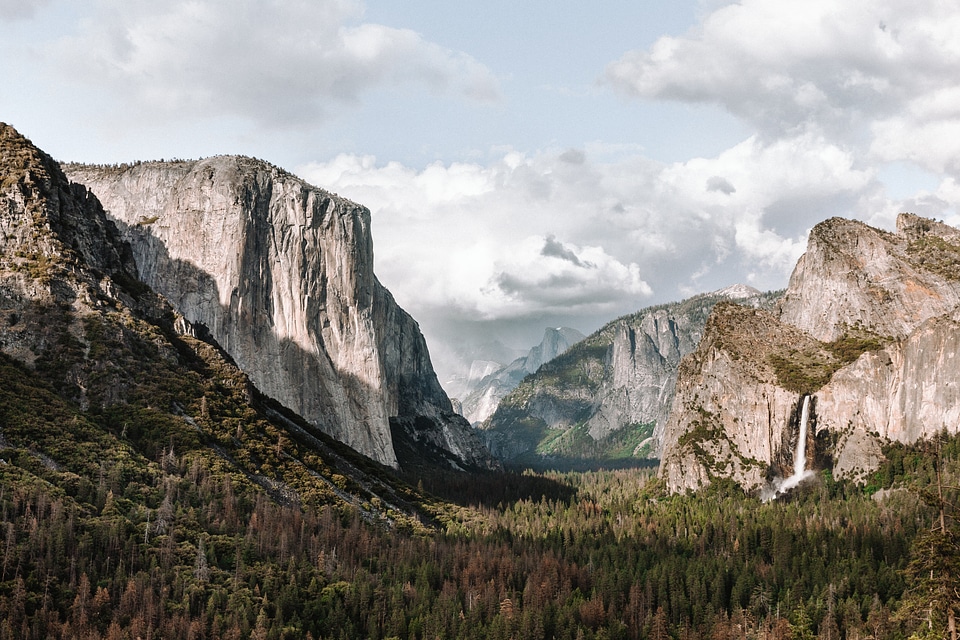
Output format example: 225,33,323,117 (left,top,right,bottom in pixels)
66,158,495,470
660,214,960,493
